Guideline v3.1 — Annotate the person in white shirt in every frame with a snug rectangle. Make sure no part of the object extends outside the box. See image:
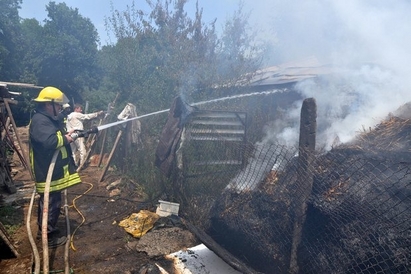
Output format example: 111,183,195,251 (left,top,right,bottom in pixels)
67,103,103,169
